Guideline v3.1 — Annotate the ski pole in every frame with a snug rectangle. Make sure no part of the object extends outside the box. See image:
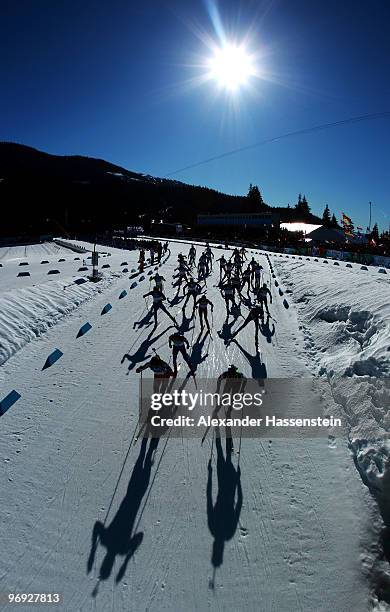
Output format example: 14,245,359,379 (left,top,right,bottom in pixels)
238,408,243,466
210,427,215,462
